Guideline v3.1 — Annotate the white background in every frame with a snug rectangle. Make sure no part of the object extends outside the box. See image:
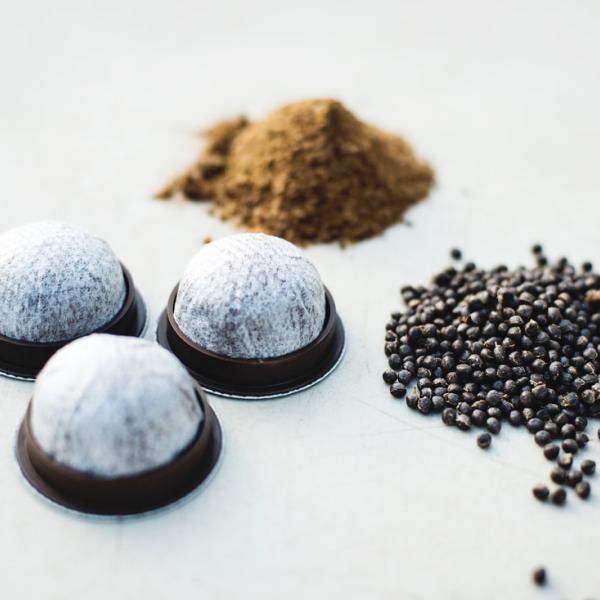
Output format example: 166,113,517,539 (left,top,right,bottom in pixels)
1,1,600,598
